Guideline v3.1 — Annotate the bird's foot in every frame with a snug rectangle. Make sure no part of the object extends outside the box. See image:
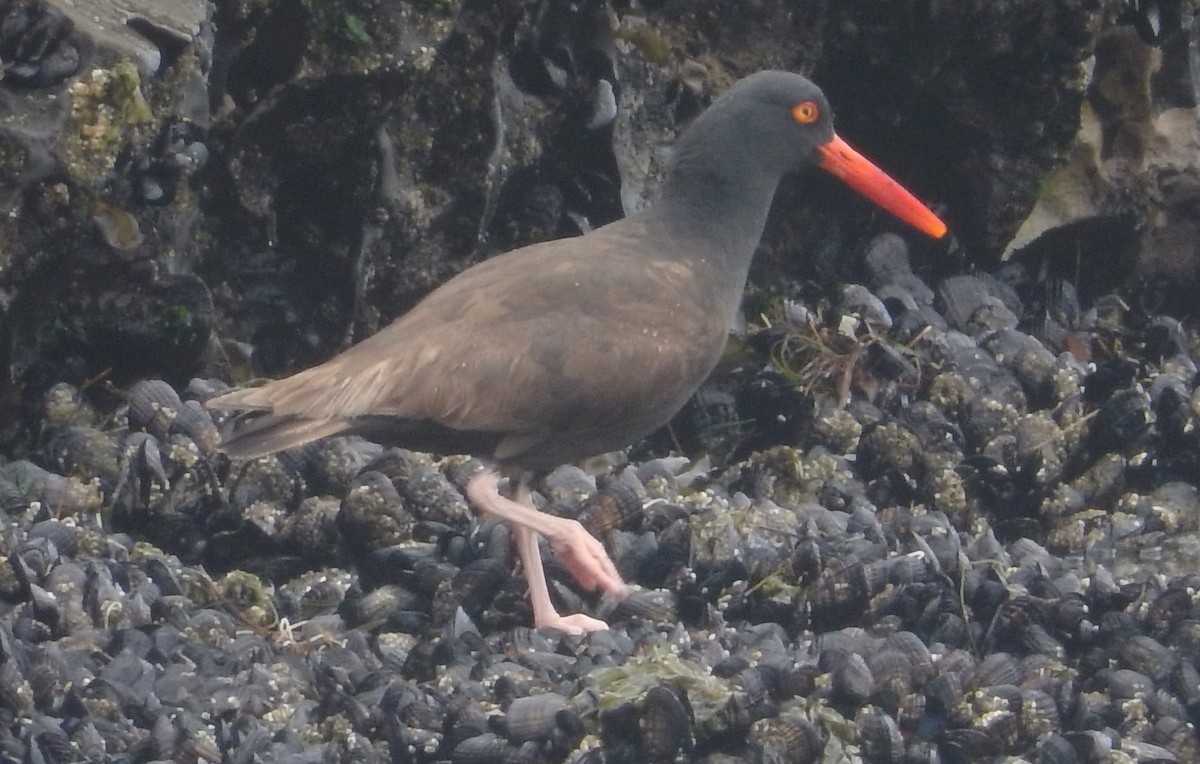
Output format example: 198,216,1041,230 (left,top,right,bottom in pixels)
465,468,626,597
534,610,610,635
510,522,612,635
543,516,627,597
